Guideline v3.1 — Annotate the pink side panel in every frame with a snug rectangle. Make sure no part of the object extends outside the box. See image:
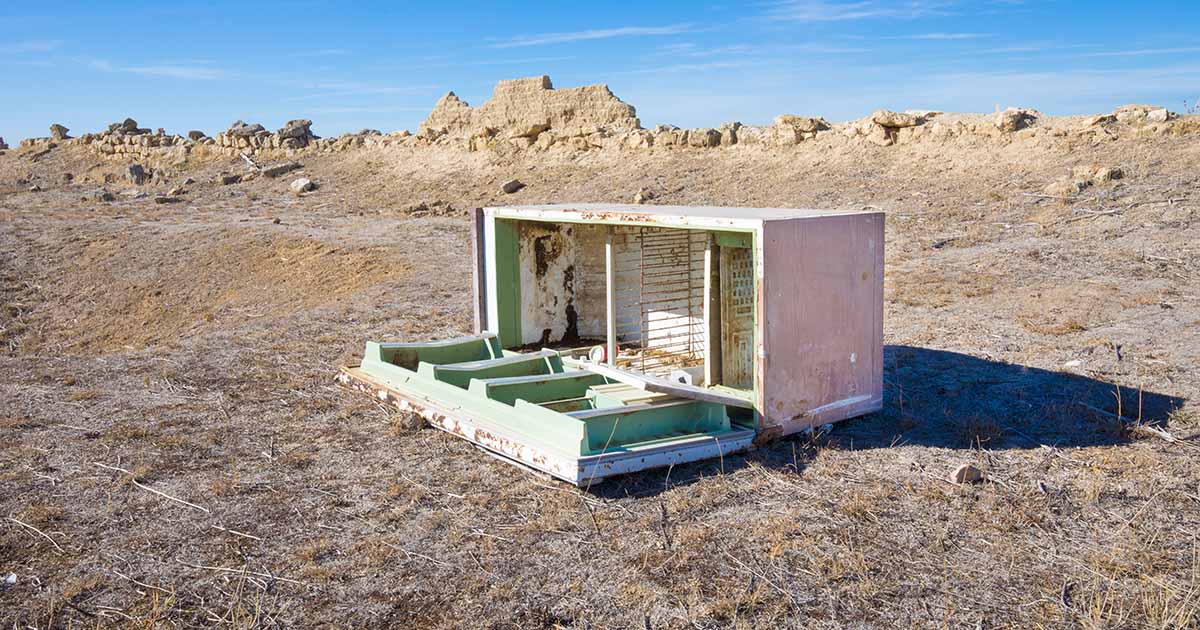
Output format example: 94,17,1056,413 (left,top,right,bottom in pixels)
761,213,884,434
